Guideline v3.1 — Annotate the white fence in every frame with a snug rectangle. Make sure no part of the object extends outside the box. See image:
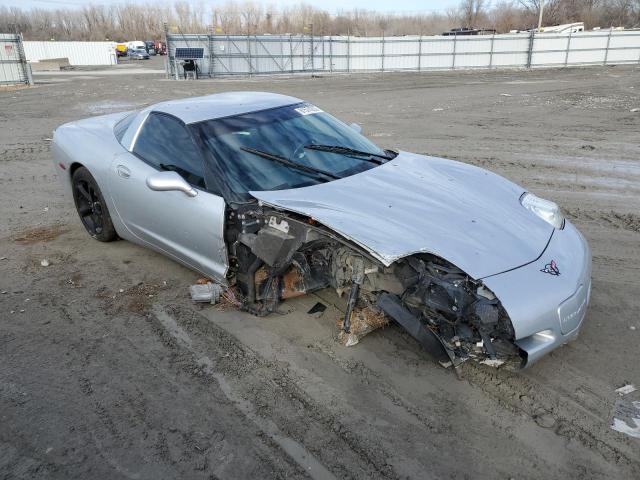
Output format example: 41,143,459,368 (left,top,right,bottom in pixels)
0,33,32,85
24,41,117,66
167,30,640,78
